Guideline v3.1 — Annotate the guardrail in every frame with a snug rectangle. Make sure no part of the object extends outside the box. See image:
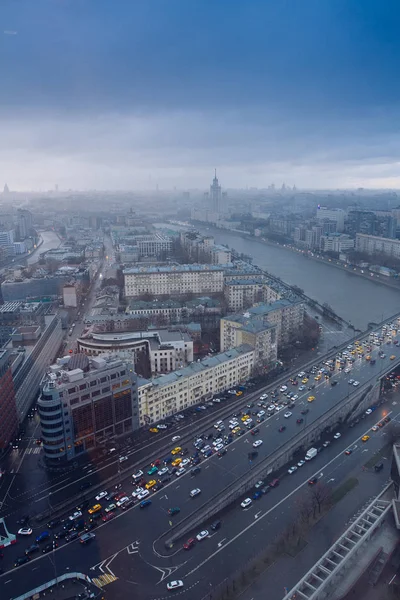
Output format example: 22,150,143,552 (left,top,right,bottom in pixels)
163,381,379,547
12,572,92,600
